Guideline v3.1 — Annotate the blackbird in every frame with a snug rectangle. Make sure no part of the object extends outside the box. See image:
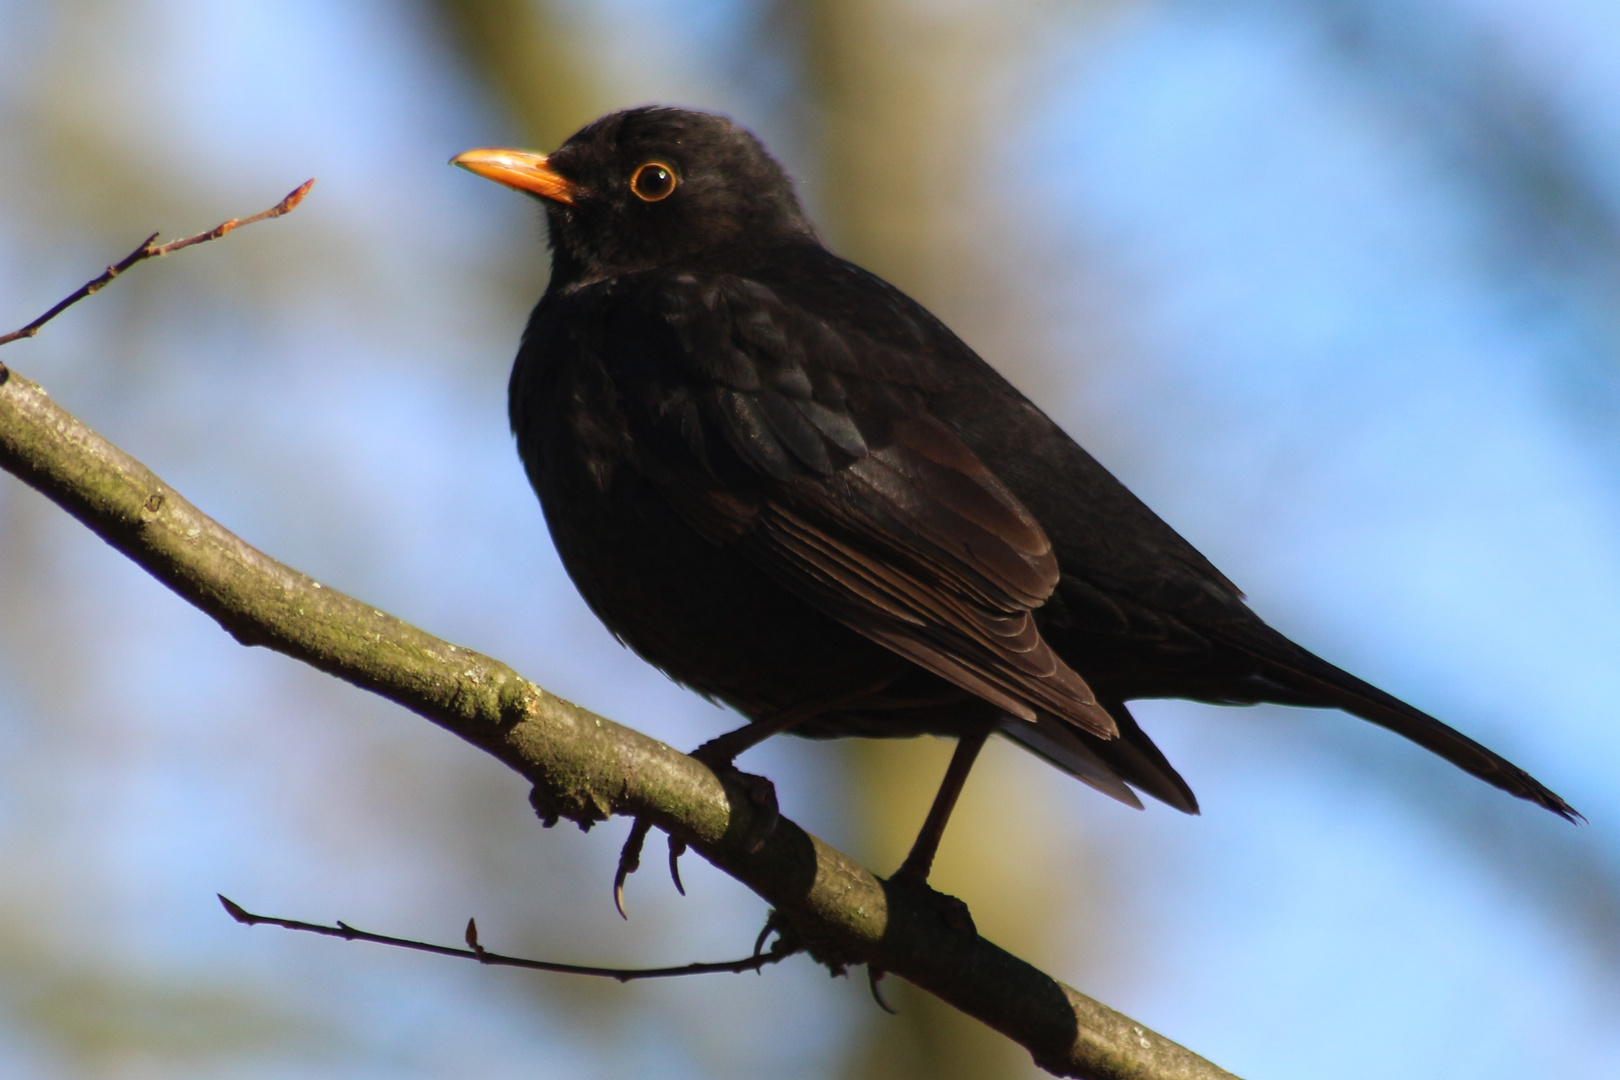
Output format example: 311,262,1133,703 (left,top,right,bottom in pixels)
453,107,1575,893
